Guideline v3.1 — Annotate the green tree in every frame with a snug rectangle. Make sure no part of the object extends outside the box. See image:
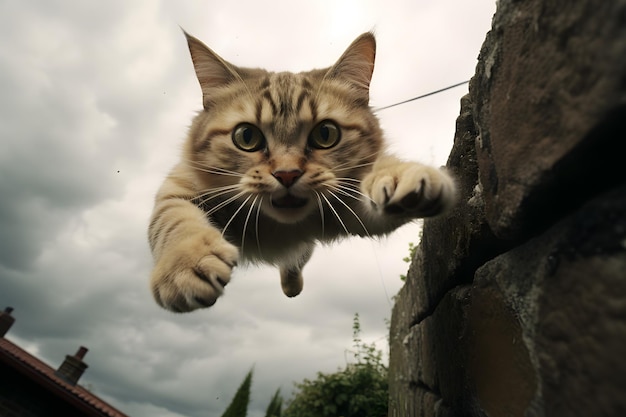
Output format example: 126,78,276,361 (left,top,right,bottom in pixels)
282,313,388,417
221,368,253,417
265,388,283,417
